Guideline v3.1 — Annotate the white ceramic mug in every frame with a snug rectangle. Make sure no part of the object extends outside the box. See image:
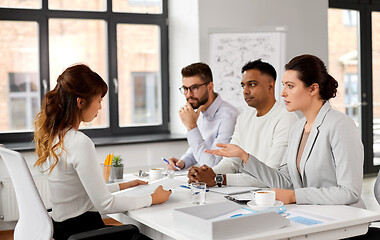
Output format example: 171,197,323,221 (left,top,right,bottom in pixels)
149,168,163,180
252,190,276,207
